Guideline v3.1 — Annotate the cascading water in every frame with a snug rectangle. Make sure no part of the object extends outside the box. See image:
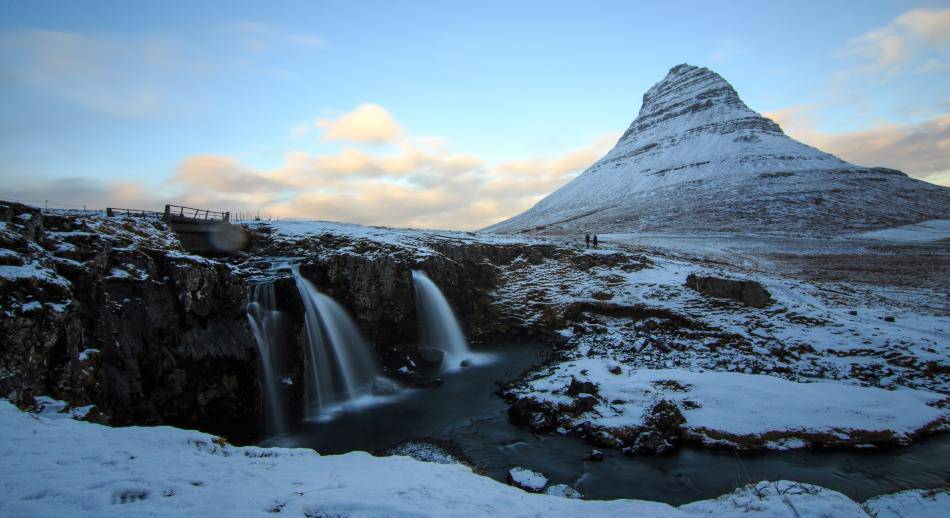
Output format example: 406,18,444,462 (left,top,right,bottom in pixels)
246,281,288,436
293,267,382,417
411,270,475,370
